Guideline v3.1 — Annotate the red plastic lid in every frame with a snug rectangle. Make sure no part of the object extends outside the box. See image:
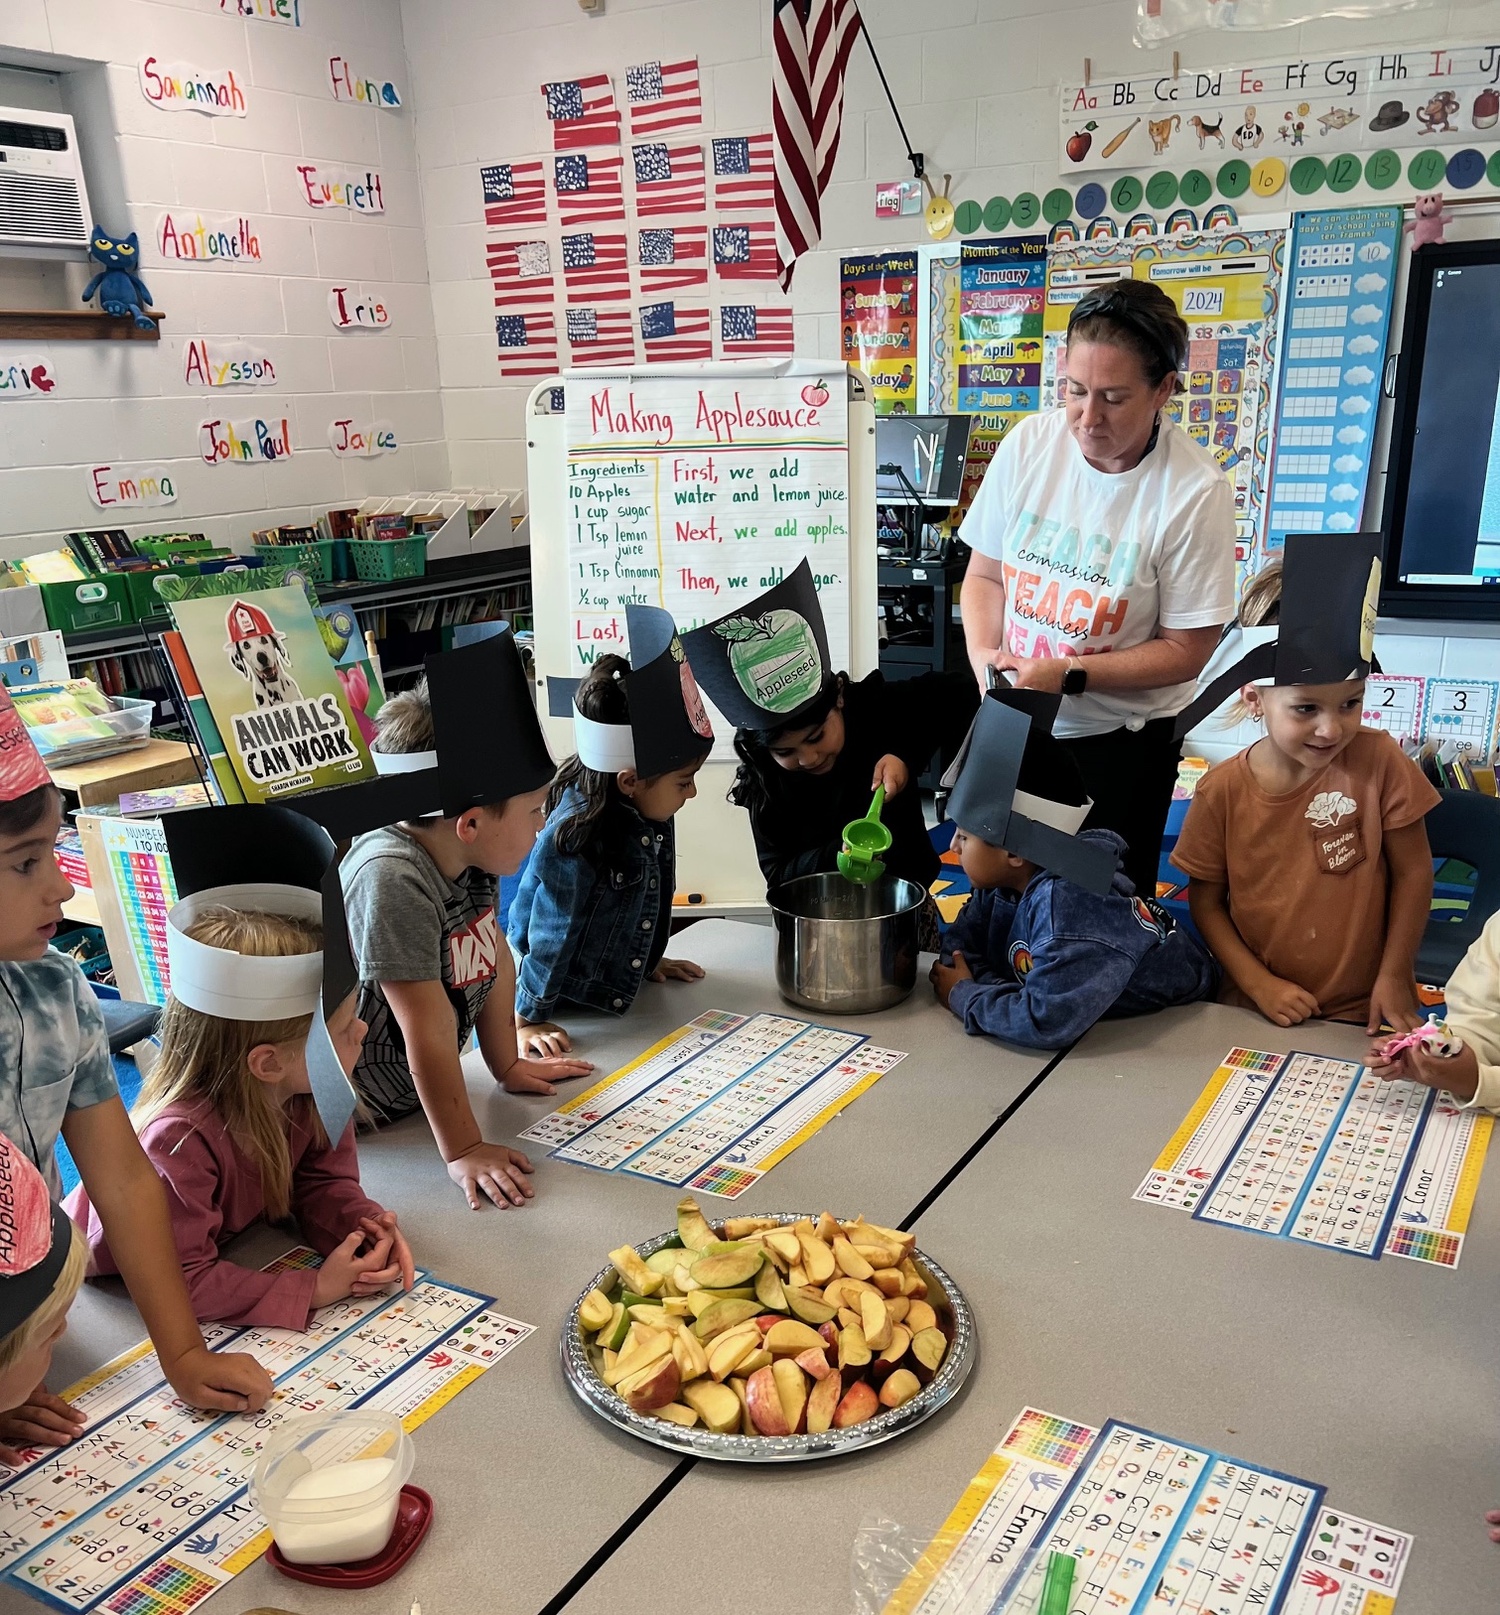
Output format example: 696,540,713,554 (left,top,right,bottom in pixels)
266,1484,433,1589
